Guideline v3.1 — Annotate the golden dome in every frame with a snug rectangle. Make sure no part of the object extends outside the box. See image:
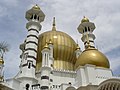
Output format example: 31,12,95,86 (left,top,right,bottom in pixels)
75,48,110,69
36,30,77,71
0,58,4,64
81,16,89,23
32,4,40,10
